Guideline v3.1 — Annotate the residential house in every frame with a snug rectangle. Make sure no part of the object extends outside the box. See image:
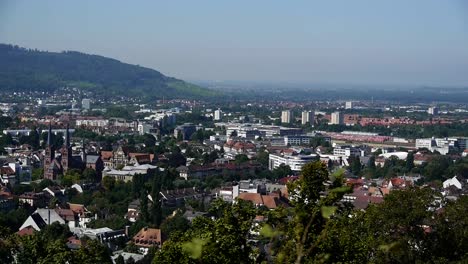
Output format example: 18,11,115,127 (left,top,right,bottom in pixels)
132,227,164,254
19,208,65,232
